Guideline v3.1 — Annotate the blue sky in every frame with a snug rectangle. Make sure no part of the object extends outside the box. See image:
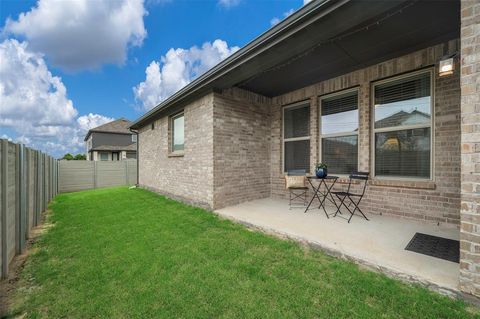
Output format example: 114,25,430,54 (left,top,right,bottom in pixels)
0,0,309,157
